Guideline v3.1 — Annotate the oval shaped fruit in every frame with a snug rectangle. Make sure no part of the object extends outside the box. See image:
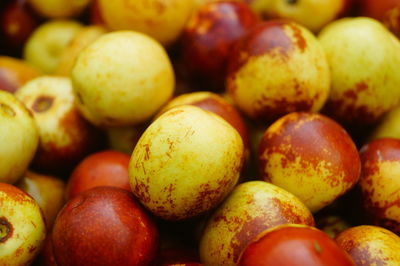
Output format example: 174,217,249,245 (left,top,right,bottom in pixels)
0,90,39,184
129,105,245,220
15,76,103,174
72,31,175,127
336,225,400,265
67,150,131,200
258,112,361,212
239,224,354,266
359,138,400,234
0,183,46,265
23,20,83,74
226,20,330,122
319,17,400,124
52,186,159,265
97,0,194,46
199,180,314,266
